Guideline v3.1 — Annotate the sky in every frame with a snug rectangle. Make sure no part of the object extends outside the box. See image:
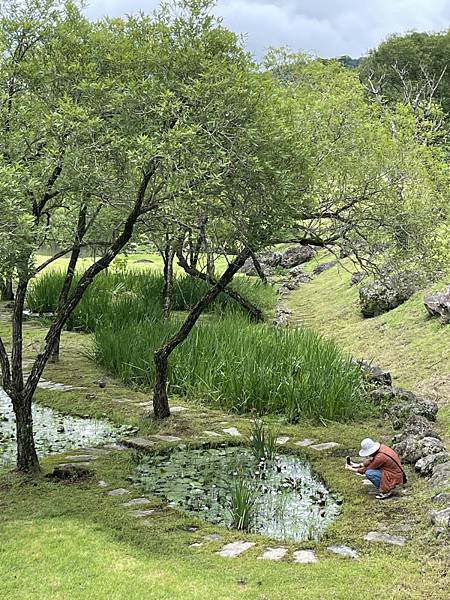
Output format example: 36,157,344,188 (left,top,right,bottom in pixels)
84,1,450,59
